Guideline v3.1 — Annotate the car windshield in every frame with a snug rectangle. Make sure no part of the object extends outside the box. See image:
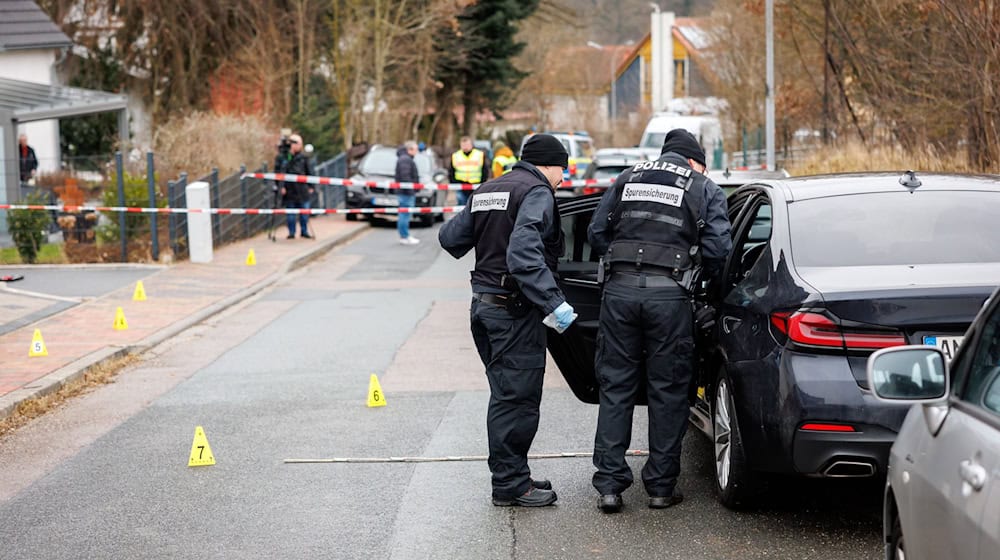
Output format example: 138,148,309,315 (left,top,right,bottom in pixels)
640,132,667,149
360,148,432,177
789,190,1000,266
592,165,630,180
